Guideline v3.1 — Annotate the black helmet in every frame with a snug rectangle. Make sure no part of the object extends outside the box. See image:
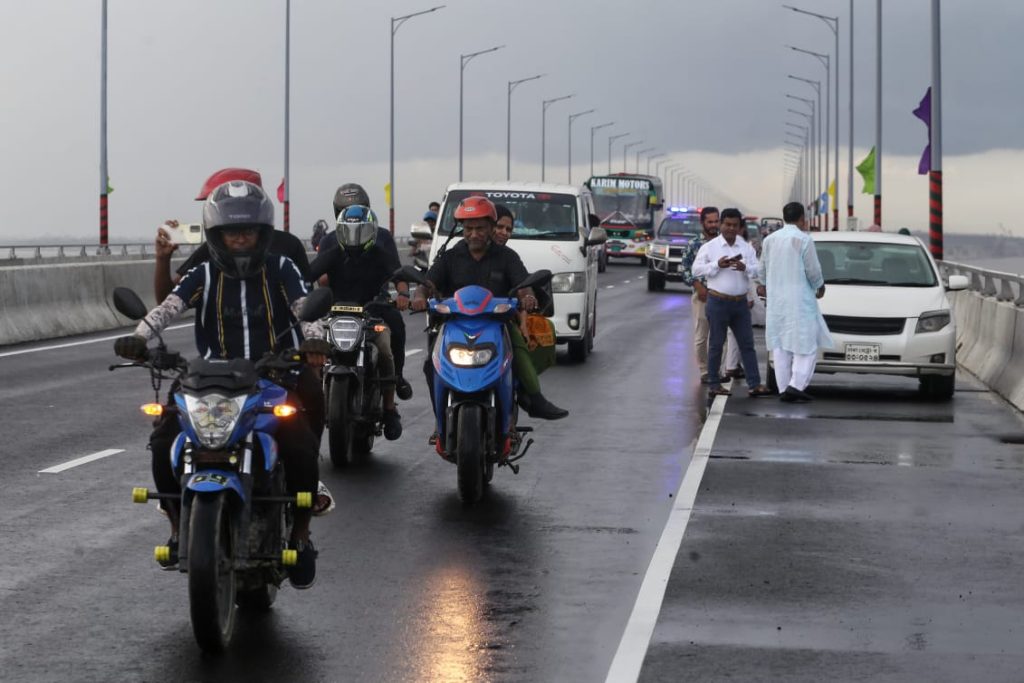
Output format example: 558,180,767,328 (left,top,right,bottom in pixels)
333,183,371,218
202,180,274,279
